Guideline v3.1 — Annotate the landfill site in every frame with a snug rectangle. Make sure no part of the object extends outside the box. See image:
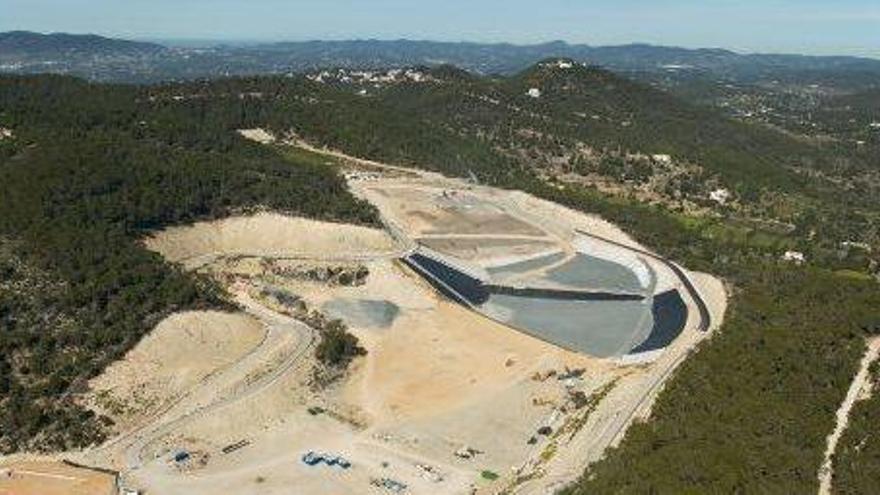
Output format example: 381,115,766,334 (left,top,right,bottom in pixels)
0,145,726,495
